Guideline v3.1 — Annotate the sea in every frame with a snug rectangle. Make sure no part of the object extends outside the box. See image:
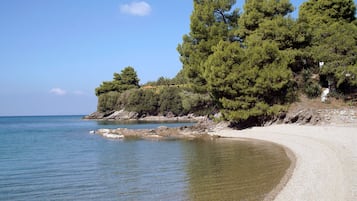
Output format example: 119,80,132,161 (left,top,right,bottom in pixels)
0,115,290,201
